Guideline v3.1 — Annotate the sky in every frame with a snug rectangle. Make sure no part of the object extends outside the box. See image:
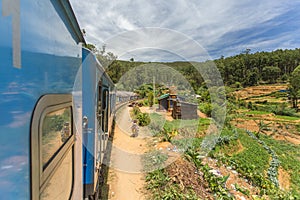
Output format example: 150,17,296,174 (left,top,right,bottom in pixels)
70,0,300,62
